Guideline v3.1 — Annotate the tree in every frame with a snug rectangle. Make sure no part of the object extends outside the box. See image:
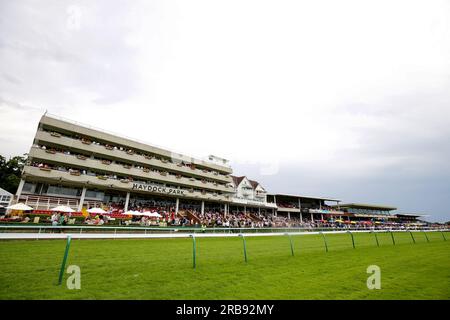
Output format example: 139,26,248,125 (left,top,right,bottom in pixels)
0,154,27,194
